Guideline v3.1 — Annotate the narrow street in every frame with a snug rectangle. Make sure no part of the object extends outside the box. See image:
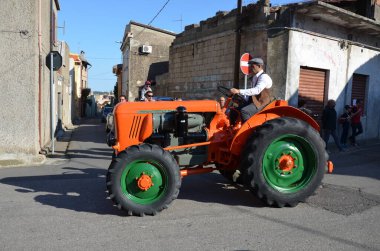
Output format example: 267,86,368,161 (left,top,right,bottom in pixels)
0,119,379,250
